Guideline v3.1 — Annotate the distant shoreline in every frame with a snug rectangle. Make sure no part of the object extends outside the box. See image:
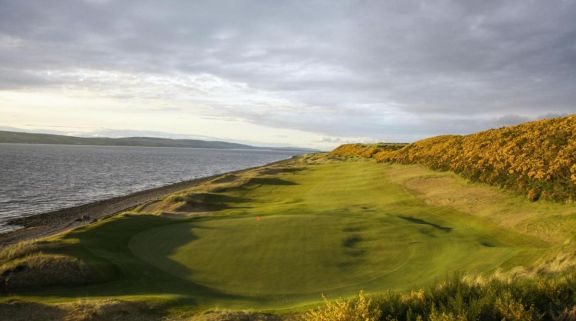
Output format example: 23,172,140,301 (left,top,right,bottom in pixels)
0,130,318,152
0,142,310,153
0,157,295,246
